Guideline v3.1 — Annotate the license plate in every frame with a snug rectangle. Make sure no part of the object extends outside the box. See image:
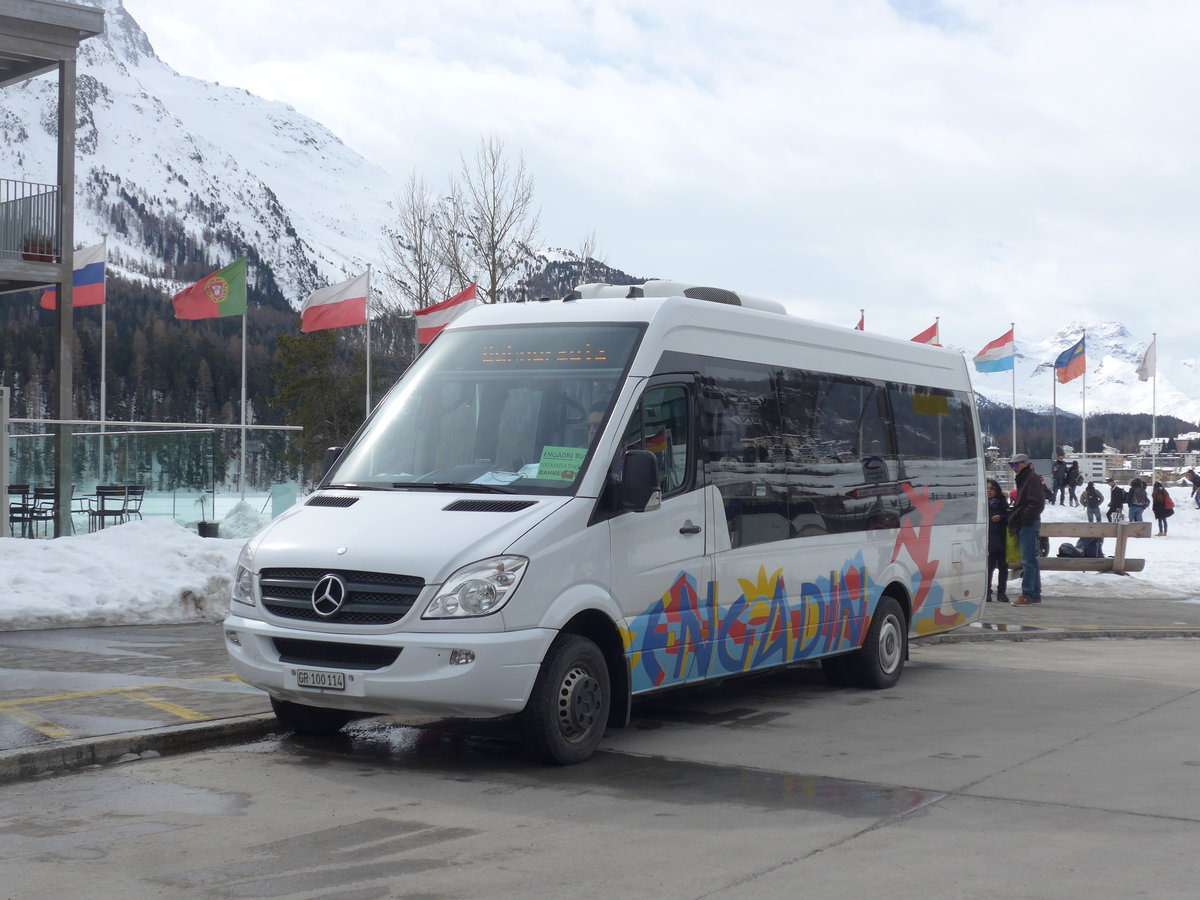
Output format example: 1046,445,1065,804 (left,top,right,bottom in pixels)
295,669,346,691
